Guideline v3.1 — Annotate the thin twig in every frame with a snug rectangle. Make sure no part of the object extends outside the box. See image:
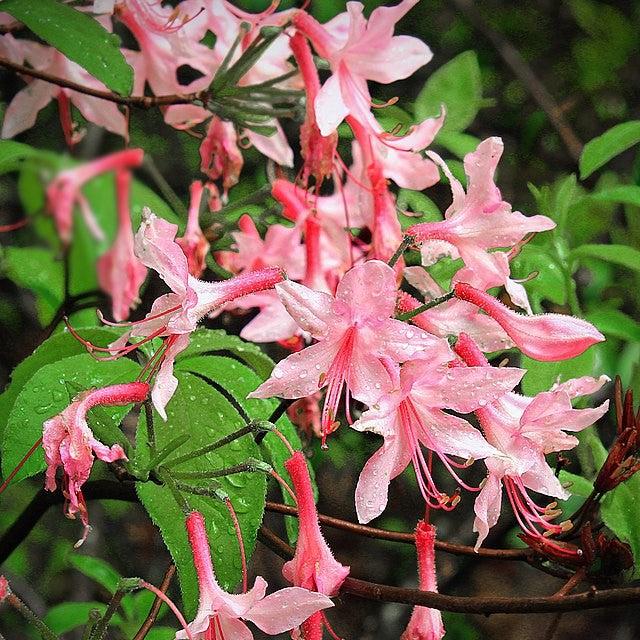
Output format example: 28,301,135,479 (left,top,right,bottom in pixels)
450,0,583,162
0,57,206,108
132,564,176,640
257,526,640,614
